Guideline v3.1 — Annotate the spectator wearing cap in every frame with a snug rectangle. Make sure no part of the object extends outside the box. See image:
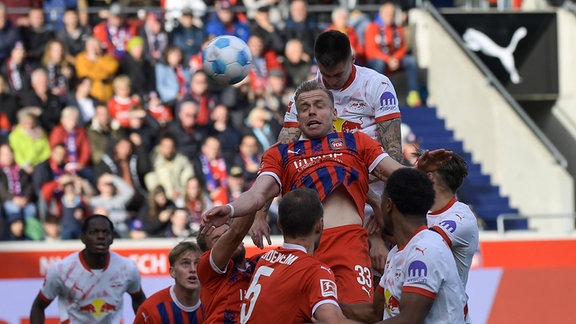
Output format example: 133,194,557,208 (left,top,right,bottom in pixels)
282,38,312,90
22,7,54,65
137,11,169,63
249,4,285,55
93,3,138,60
0,41,32,95
205,0,251,43
169,7,206,64
119,36,156,100
162,0,207,32
226,165,247,202
244,0,283,27
0,3,21,64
